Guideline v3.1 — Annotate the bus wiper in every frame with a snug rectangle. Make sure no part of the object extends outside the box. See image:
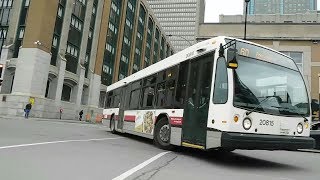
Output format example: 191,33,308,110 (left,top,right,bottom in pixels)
271,106,308,122
245,96,279,116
